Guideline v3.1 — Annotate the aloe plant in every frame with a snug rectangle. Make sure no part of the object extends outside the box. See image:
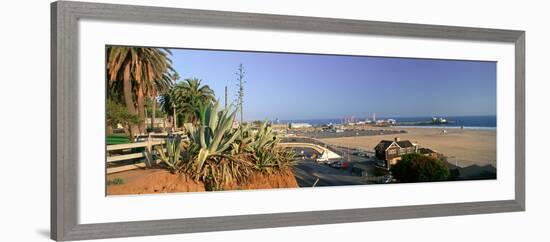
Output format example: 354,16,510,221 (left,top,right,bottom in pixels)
155,135,182,173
